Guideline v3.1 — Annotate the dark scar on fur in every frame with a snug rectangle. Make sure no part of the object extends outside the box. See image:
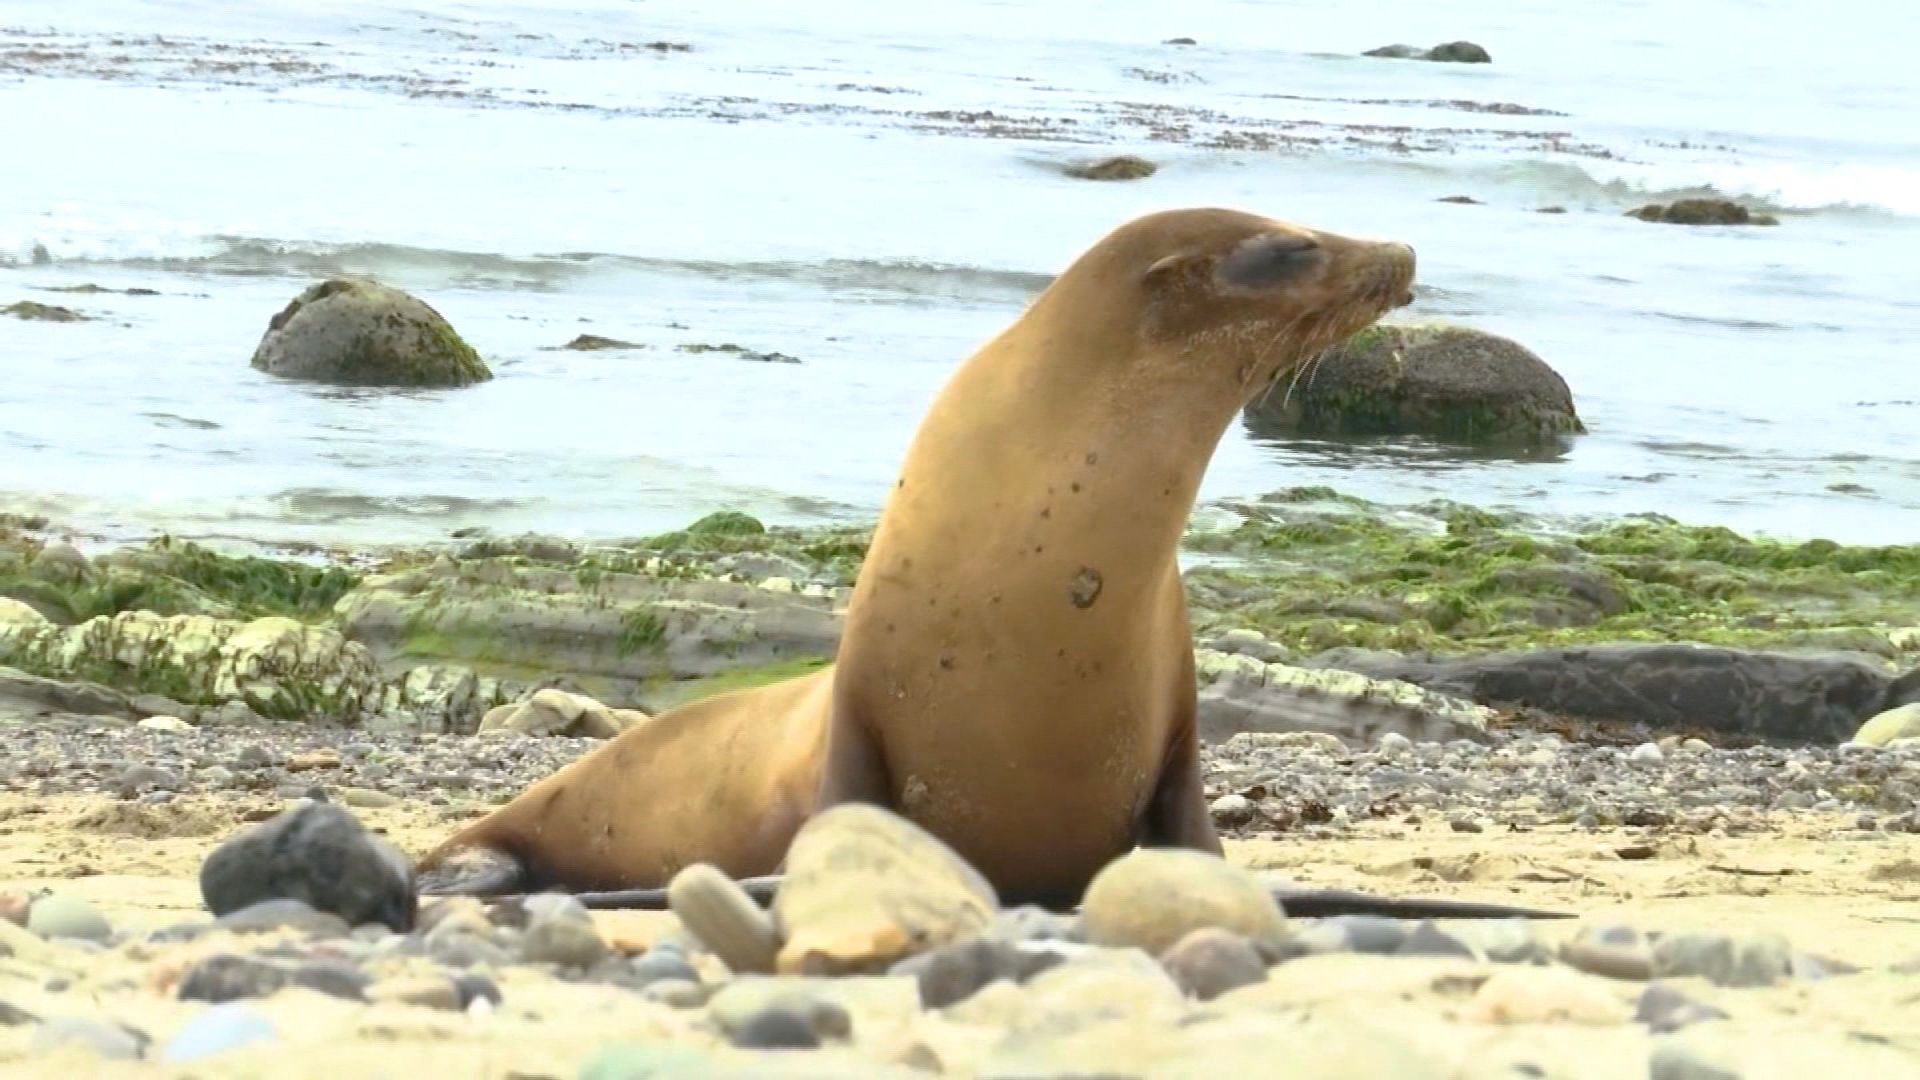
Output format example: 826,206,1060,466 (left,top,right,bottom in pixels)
1069,567,1103,609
